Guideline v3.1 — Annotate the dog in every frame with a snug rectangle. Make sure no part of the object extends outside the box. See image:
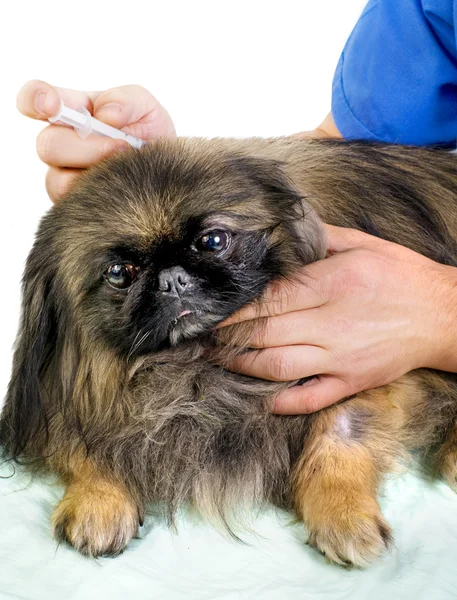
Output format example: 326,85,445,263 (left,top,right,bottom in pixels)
2,137,457,566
